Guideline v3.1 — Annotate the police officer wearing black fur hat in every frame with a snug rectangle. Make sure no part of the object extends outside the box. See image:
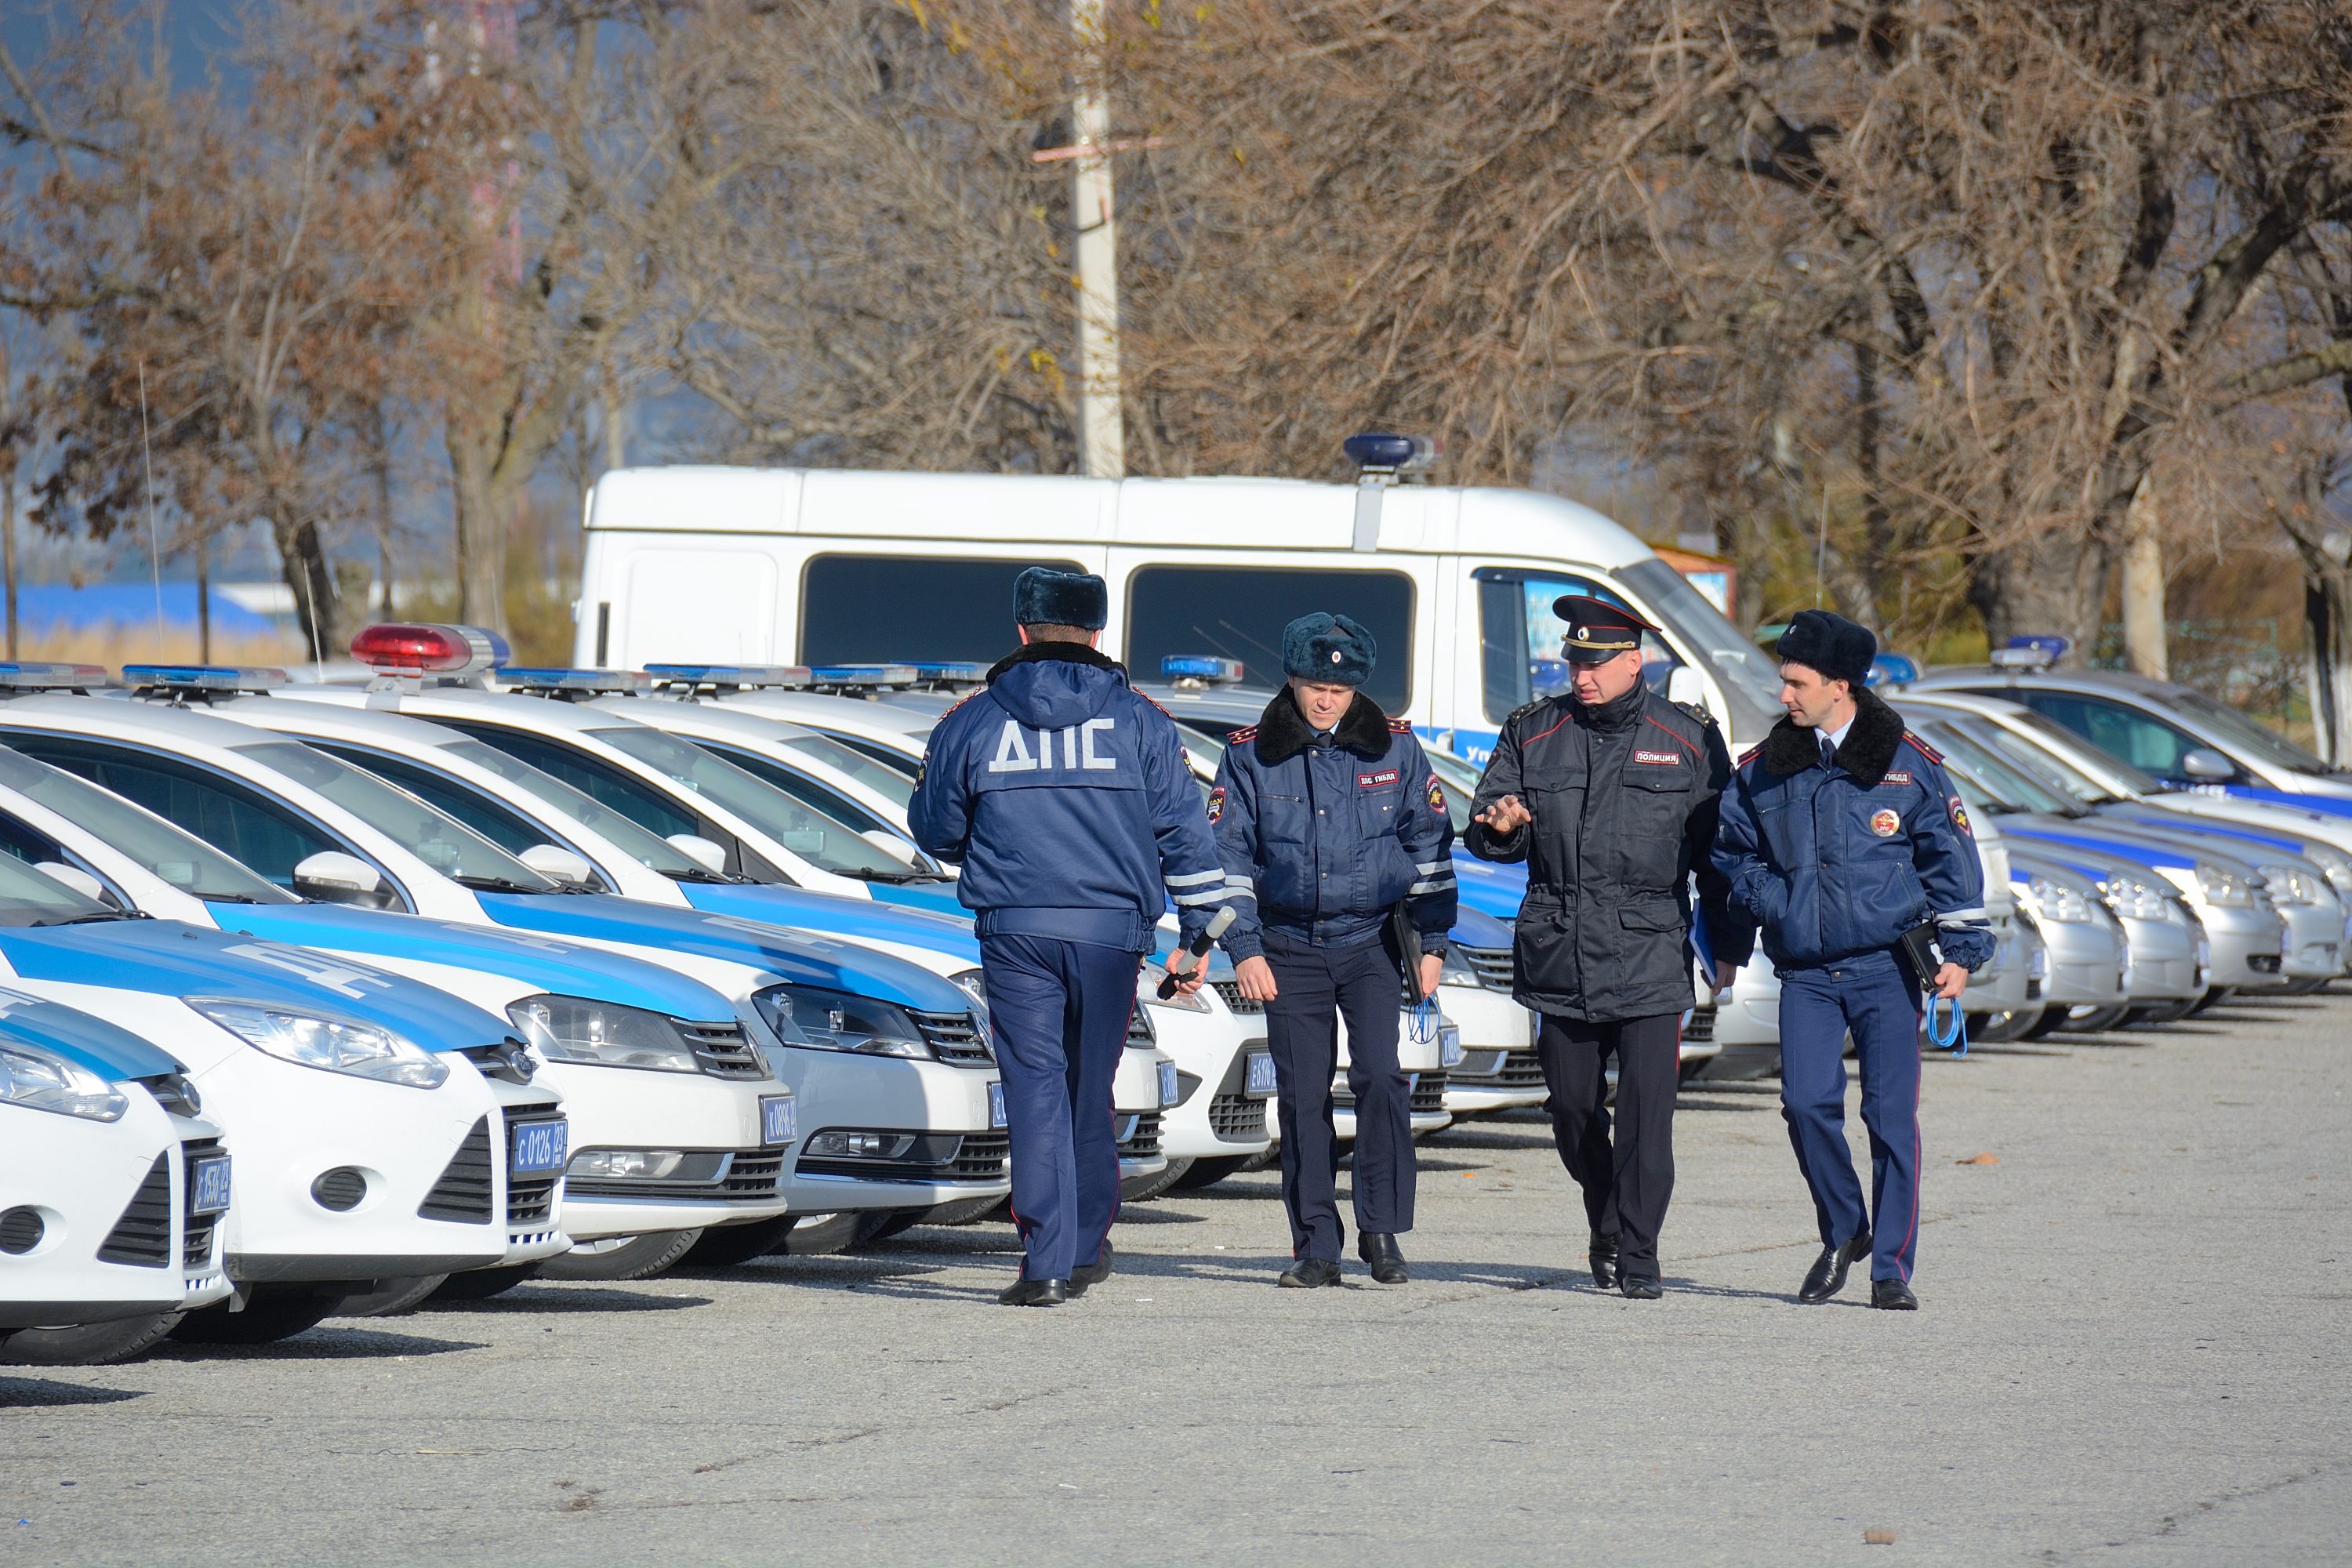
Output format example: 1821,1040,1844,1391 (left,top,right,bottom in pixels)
1207,613,1457,1287
1465,596,1747,1298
